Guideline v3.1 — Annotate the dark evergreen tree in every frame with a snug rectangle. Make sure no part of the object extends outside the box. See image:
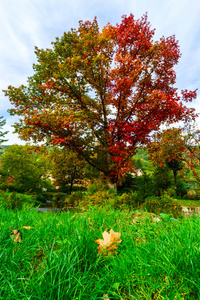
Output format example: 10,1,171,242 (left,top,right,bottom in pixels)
0,116,8,148
166,159,184,183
